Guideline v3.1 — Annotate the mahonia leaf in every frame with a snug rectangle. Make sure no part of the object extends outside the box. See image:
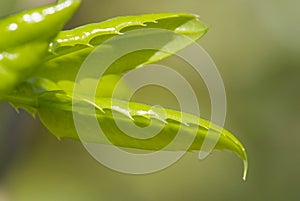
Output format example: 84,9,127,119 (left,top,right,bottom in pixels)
29,13,208,93
0,0,80,94
35,91,247,180
0,0,248,180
